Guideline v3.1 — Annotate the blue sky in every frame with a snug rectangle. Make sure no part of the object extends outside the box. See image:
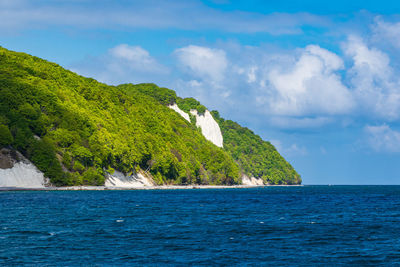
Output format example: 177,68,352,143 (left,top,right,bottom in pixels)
2,0,400,184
